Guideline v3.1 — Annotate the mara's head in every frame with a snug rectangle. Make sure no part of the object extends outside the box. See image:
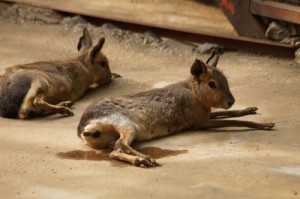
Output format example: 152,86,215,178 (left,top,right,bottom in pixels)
190,51,235,110
77,28,112,85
